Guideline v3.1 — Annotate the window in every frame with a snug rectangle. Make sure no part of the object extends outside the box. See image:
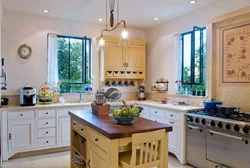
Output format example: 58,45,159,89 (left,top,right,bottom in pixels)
181,27,206,86
57,36,91,93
